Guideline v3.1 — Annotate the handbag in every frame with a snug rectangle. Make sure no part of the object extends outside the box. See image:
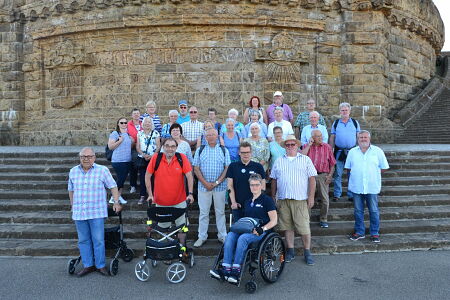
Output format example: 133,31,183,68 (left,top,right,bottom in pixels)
105,131,119,161
135,131,154,168
229,217,261,234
